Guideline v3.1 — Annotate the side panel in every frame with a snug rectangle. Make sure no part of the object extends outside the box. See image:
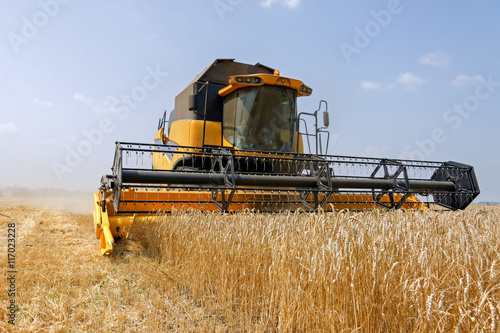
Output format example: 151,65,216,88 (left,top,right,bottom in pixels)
169,119,192,146
153,119,235,171
296,132,304,154
168,119,226,147
188,120,224,147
